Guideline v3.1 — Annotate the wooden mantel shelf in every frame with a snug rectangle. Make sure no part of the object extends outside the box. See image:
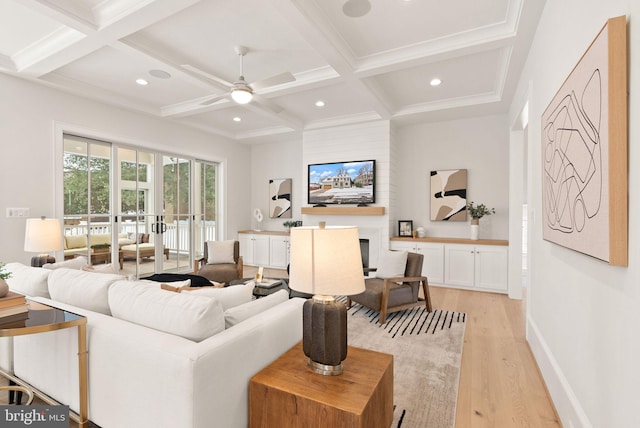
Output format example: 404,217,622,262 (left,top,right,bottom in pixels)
391,236,508,246
301,206,385,216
